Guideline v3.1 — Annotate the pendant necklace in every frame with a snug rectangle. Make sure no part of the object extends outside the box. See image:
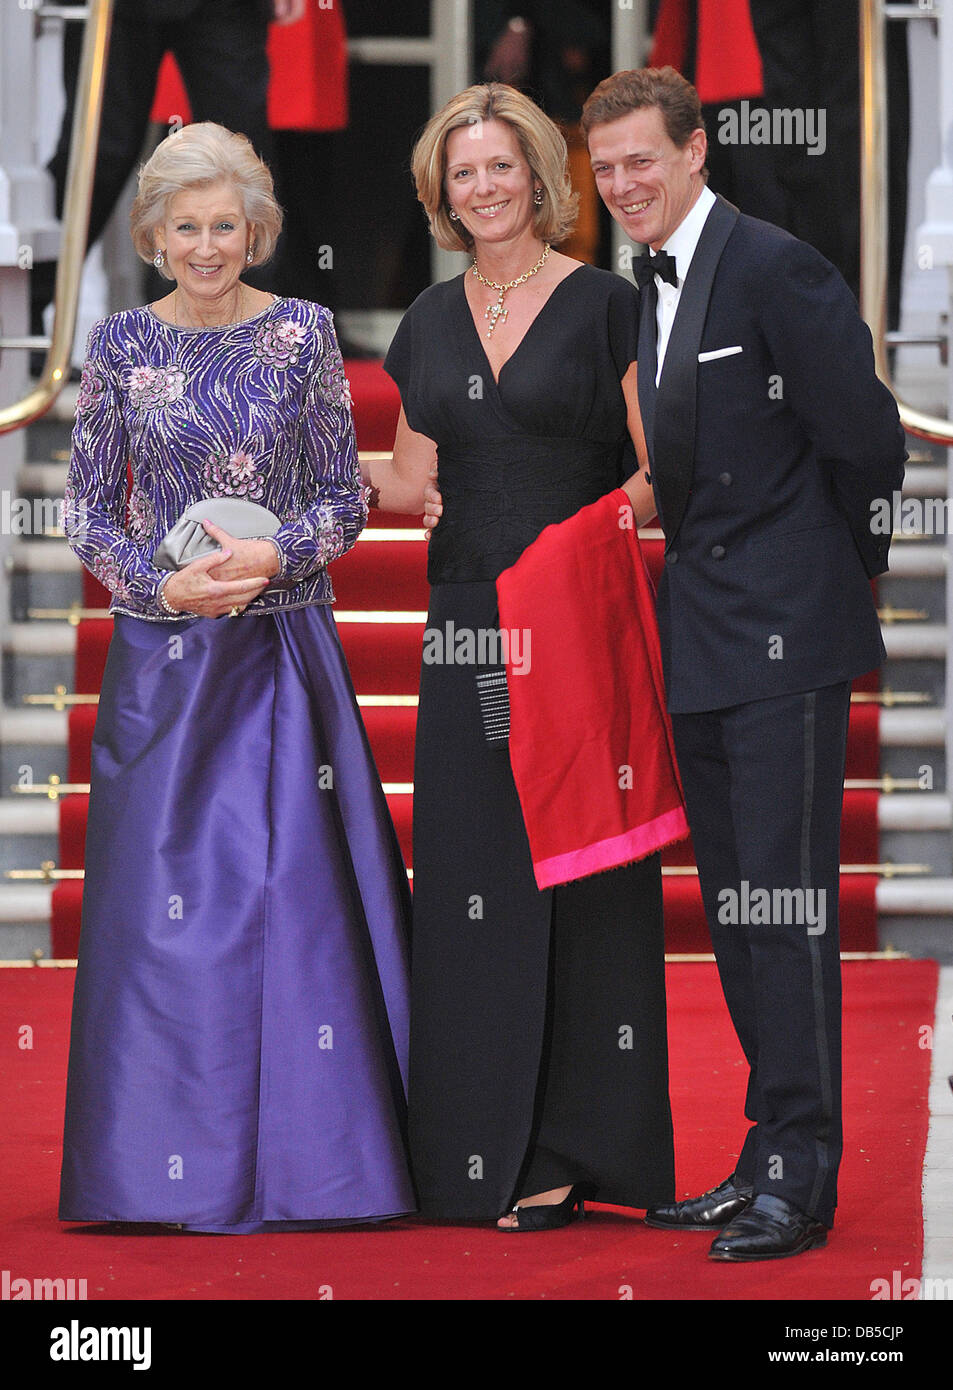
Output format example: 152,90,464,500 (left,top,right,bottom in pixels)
471,243,551,337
